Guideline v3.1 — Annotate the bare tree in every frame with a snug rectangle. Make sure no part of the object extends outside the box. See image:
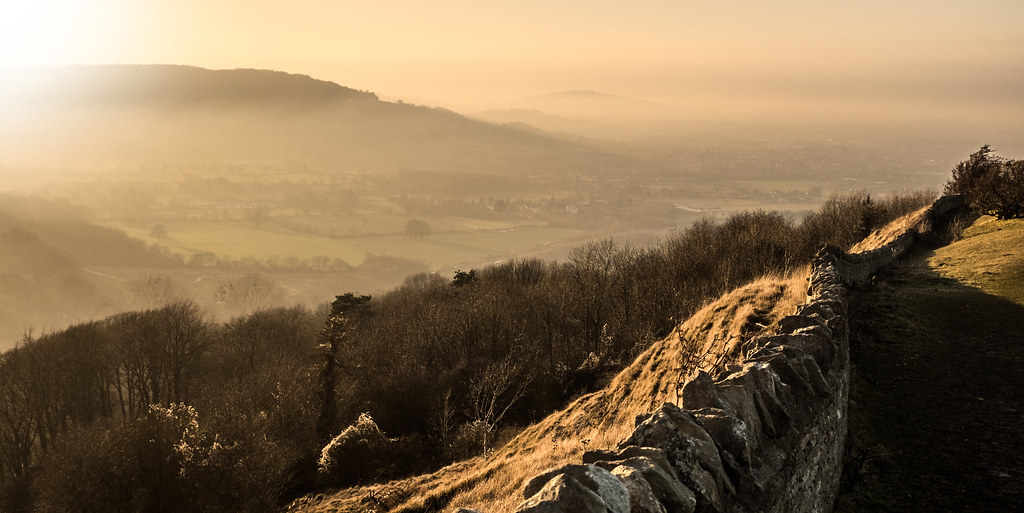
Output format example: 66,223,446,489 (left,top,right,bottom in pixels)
158,301,210,404
214,273,282,314
469,355,531,453
430,389,457,455
0,351,36,481
131,273,185,309
109,301,210,410
216,305,315,377
566,239,622,355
